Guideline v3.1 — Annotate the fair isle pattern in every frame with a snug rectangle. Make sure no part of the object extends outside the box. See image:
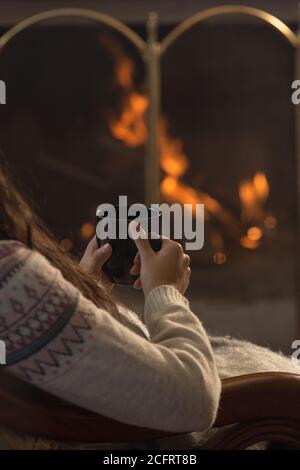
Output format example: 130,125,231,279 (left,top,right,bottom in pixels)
0,241,30,290
0,241,95,383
